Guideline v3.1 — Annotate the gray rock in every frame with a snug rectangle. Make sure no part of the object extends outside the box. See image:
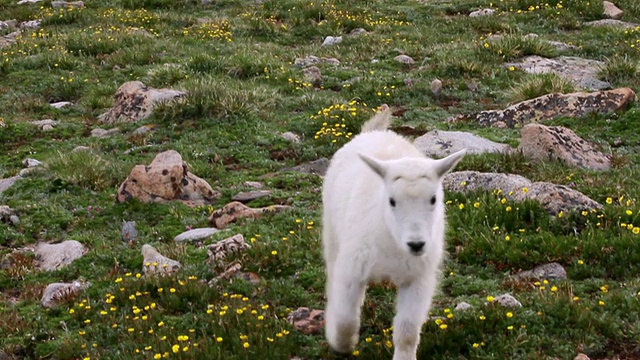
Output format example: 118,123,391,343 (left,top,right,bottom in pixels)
41,280,89,308
133,125,154,135
287,307,325,335
0,176,21,195
546,40,578,52
142,244,181,275
174,227,220,242
516,262,567,281
121,221,138,242
584,19,638,29
469,8,495,17
35,240,87,271
281,131,300,143
231,190,272,203
0,206,16,224
505,56,610,91
494,294,522,307
9,215,20,225
0,30,19,49
322,57,340,66
394,54,415,65
280,158,329,176
430,79,443,96
16,0,41,4
30,119,59,130
451,88,636,128
50,101,72,109
294,56,321,67
321,36,342,46
51,0,84,8
455,302,472,311
18,167,38,177
91,128,120,138
444,171,602,215
302,66,322,87
20,19,42,29
22,158,42,168
578,77,612,91
0,20,17,29
243,181,263,189
348,28,368,36
72,146,91,152
414,130,512,158
603,2,624,20
518,123,611,170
